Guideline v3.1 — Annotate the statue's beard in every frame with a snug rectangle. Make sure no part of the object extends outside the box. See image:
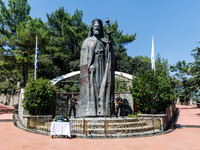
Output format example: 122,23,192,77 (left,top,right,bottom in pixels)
93,30,102,36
